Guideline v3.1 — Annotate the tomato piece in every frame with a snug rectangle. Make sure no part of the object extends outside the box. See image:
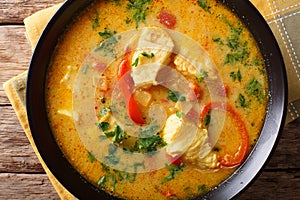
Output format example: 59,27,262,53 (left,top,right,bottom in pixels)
166,154,182,166
201,102,249,167
118,59,145,125
158,10,176,29
189,82,203,101
216,85,229,97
